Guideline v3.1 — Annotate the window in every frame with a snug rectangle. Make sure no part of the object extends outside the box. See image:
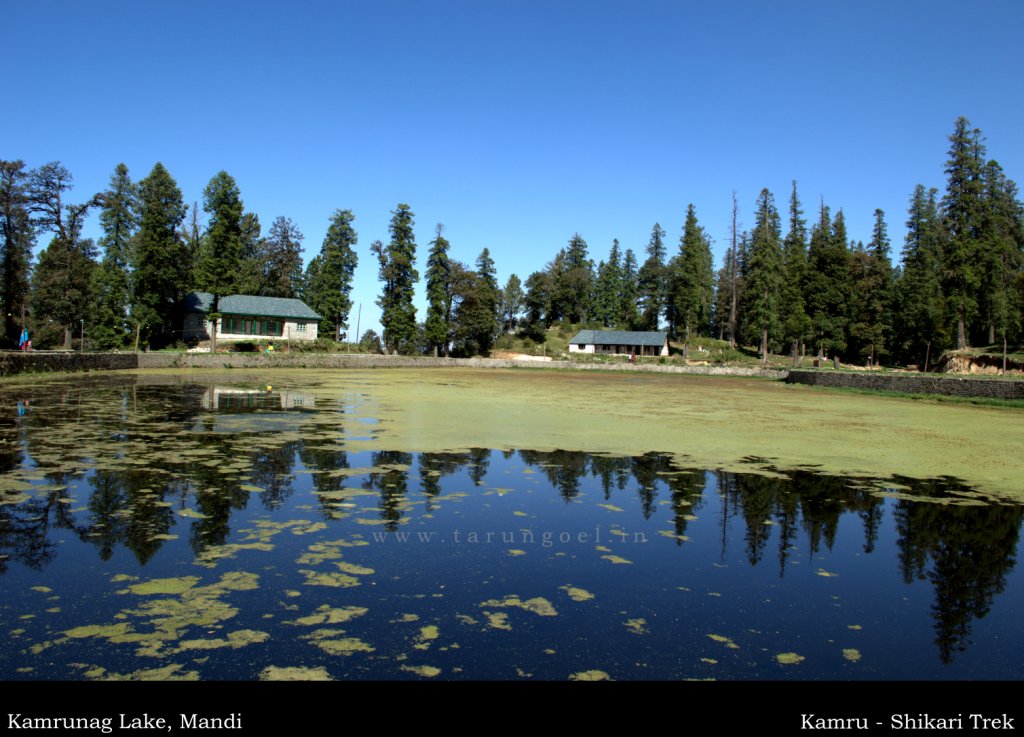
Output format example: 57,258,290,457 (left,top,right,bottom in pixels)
296,322,307,333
